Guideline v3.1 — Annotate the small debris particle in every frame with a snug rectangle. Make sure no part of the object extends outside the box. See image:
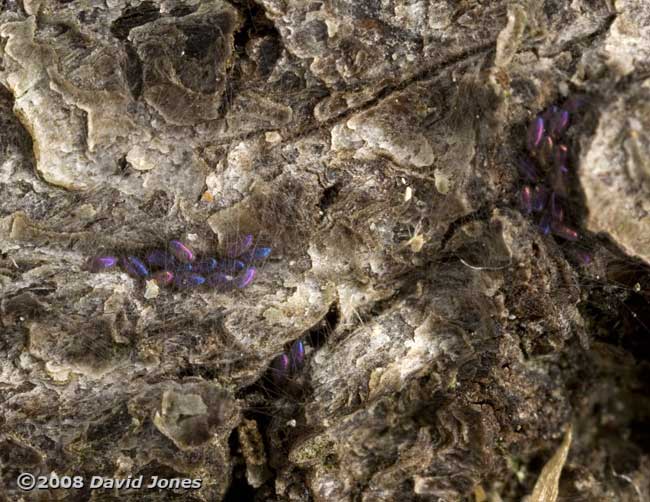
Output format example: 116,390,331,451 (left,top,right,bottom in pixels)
265,131,282,143
406,234,425,253
144,279,160,299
